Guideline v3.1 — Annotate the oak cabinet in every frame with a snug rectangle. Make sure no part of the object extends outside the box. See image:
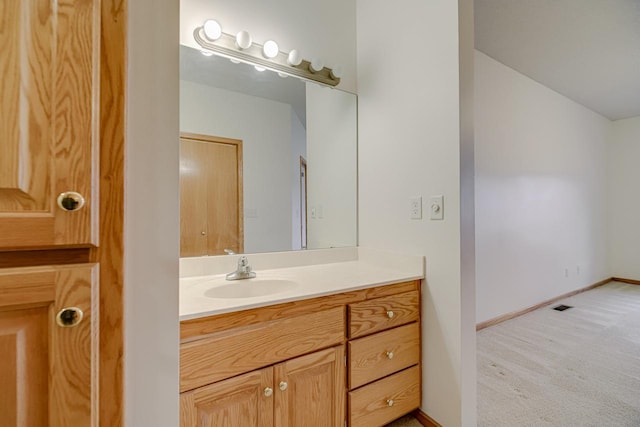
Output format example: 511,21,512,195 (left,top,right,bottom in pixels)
0,0,99,250
0,264,98,426
181,346,344,427
180,281,421,427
